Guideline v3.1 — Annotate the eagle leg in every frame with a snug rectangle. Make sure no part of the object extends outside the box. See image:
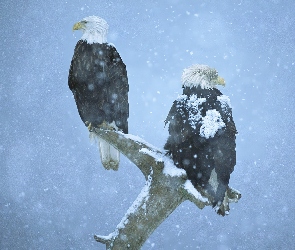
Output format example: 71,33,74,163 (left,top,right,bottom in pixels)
86,121,116,132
